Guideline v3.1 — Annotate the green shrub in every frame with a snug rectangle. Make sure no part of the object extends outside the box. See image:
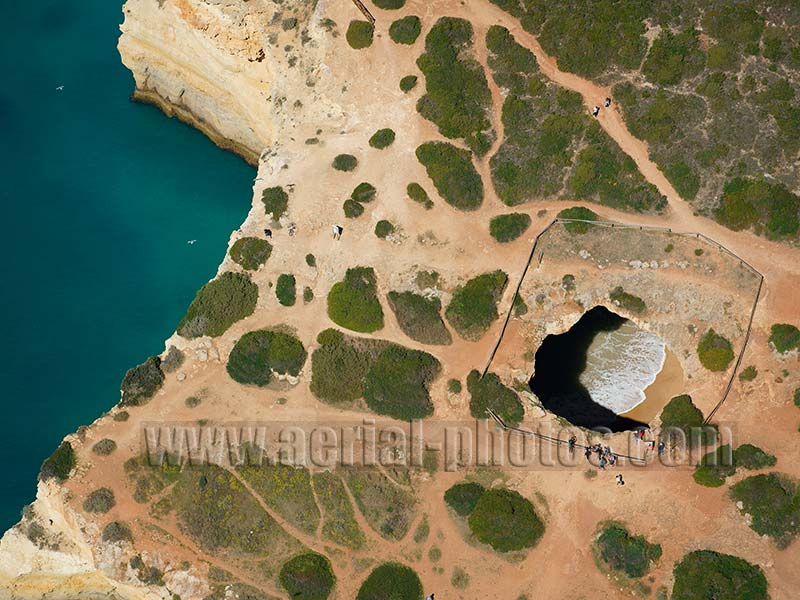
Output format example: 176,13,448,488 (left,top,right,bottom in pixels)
92,439,117,456
444,482,485,516
229,237,272,271
313,471,365,549
697,329,734,371
672,550,768,600
416,142,483,210
185,396,202,408
558,206,598,233
177,272,258,338
343,199,364,218
327,267,384,333
332,153,358,171
262,186,289,221
113,411,129,422
693,445,735,487
445,271,507,340
468,488,544,552
399,75,418,92
447,378,462,393
305,253,316,267
609,286,646,314
692,465,728,488
120,356,164,407
389,15,421,45
83,487,116,513
372,0,404,8
406,182,433,209
102,521,133,544
310,329,373,403
303,287,314,303
467,369,523,425
346,20,374,49
387,291,451,345
769,323,800,353
642,28,705,86
357,563,422,600
716,178,799,239
161,346,184,373
694,248,704,256
40,441,76,482
276,274,297,306
363,344,441,419
416,17,494,155
660,394,704,437
369,128,396,149
413,514,430,543
227,329,307,387
733,444,776,470
352,182,377,203
738,365,758,382
451,567,470,589
279,552,336,600
664,161,700,201
374,220,395,239
490,213,531,243
794,387,800,408
595,521,662,578
731,473,800,548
